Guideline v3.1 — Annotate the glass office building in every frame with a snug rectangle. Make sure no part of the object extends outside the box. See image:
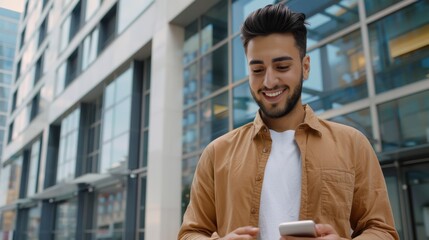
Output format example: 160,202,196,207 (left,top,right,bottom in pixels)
0,0,428,239
0,7,19,168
